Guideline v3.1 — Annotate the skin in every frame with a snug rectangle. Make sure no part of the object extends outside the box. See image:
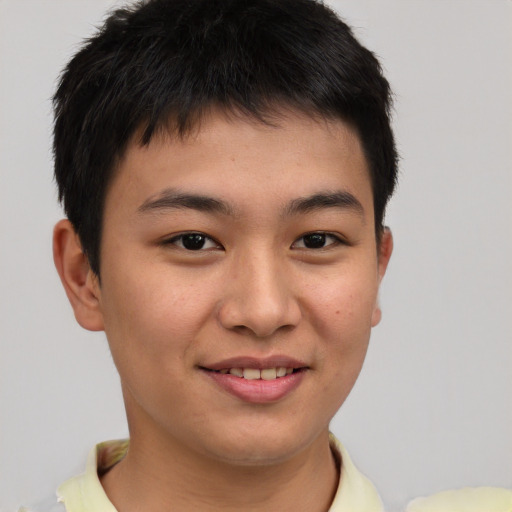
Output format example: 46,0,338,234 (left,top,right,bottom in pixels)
54,110,392,512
